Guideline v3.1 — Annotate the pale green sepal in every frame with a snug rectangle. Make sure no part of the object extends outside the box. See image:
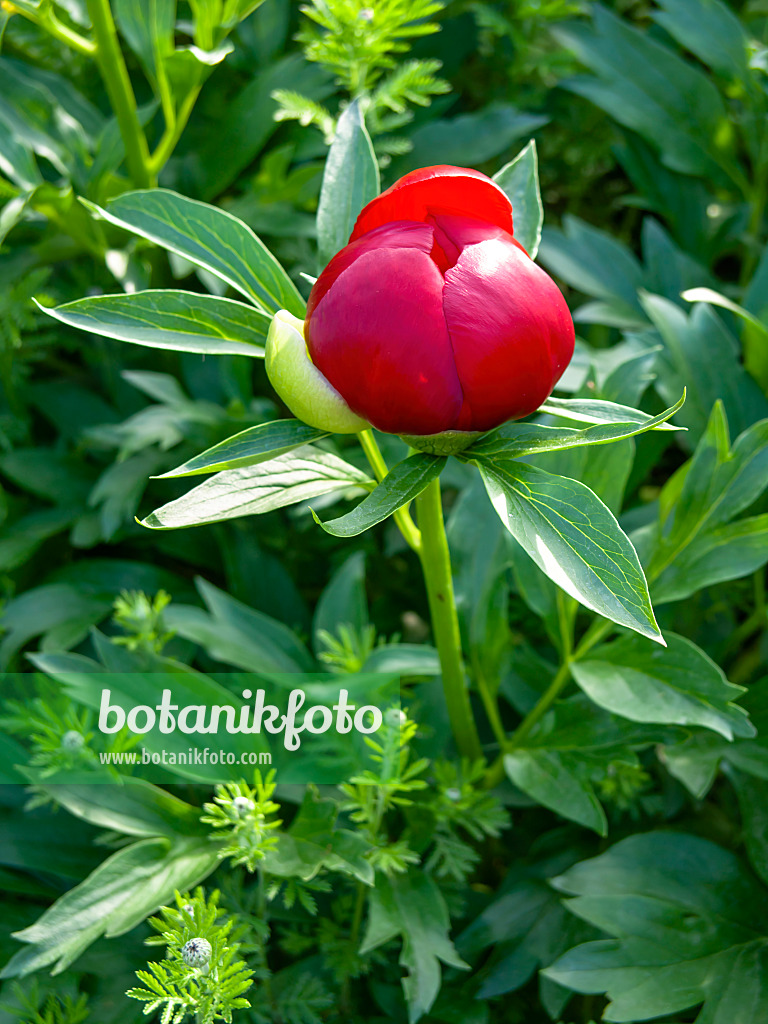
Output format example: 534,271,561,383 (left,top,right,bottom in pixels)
400,430,483,455
265,310,370,434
